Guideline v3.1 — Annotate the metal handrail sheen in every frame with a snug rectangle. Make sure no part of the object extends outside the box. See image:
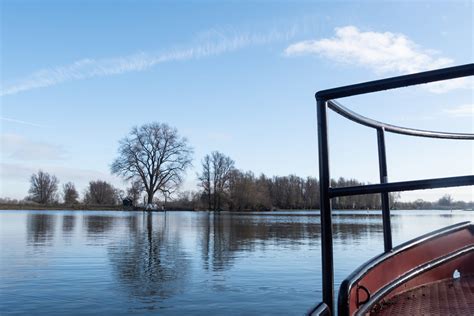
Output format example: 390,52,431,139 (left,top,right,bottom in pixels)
316,63,474,100
328,100,474,140
329,175,474,198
